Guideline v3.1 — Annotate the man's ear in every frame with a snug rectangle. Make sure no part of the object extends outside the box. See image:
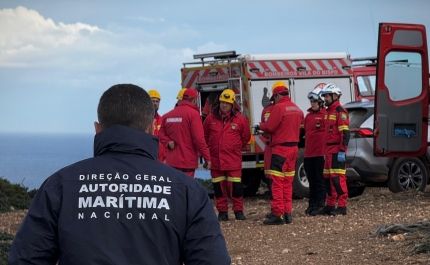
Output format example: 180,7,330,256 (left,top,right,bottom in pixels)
94,122,103,134
146,120,155,135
